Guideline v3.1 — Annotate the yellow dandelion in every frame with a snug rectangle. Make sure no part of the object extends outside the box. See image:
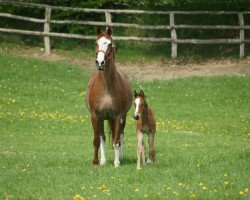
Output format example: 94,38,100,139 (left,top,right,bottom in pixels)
239,191,244,196
179,183,183,186
135,188,139,192
73,194,85,200
224,181,229,185
199,183,203,186
173,191,179,196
